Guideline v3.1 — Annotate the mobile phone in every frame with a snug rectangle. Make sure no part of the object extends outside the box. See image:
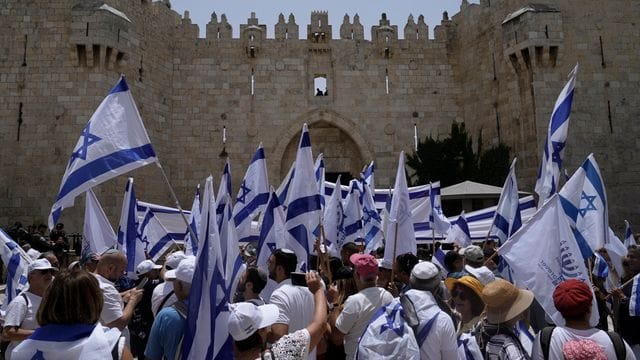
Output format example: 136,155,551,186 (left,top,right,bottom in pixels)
290,272,307,287
136,277,149,290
